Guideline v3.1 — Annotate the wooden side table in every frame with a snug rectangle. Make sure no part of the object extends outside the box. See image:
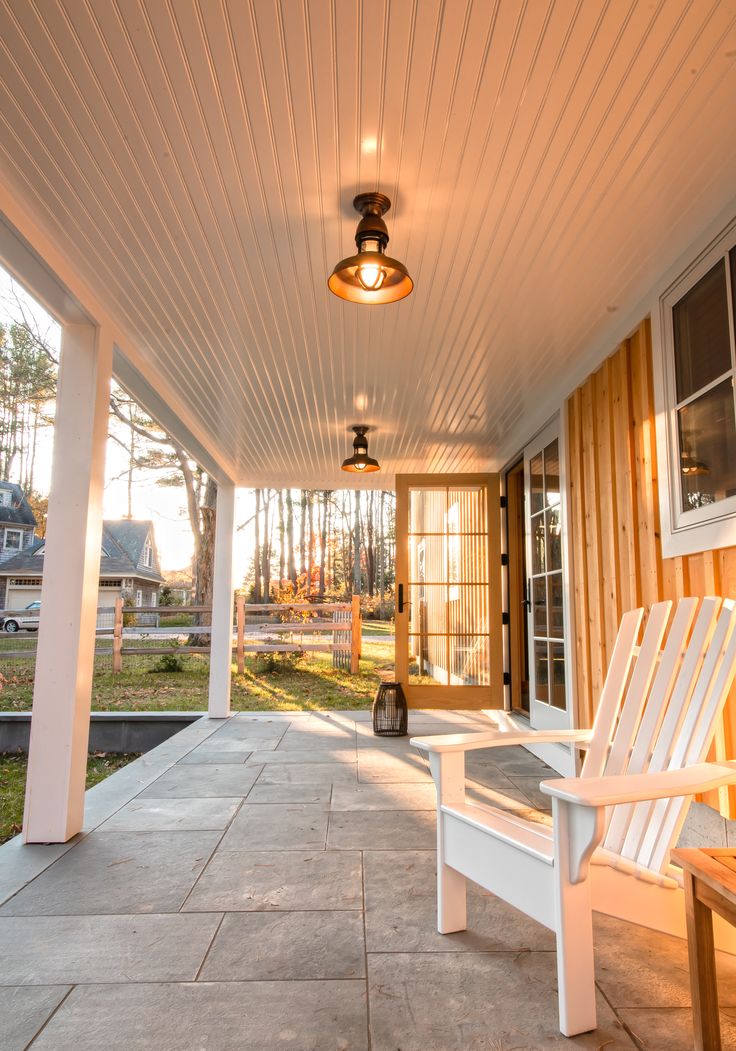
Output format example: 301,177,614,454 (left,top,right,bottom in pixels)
671,848,736,1051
